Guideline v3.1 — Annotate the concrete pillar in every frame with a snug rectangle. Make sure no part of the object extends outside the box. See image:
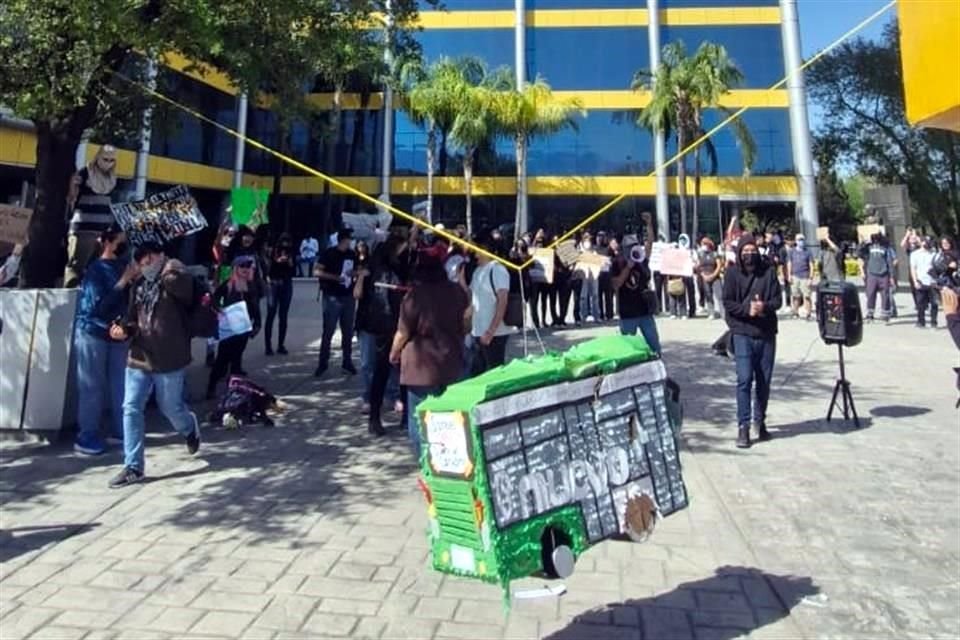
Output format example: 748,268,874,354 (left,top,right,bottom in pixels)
780,0,819,241
381,0,395,200
515,0,528,234
233,93,249,189
133,58,158,200
648,0,670,240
